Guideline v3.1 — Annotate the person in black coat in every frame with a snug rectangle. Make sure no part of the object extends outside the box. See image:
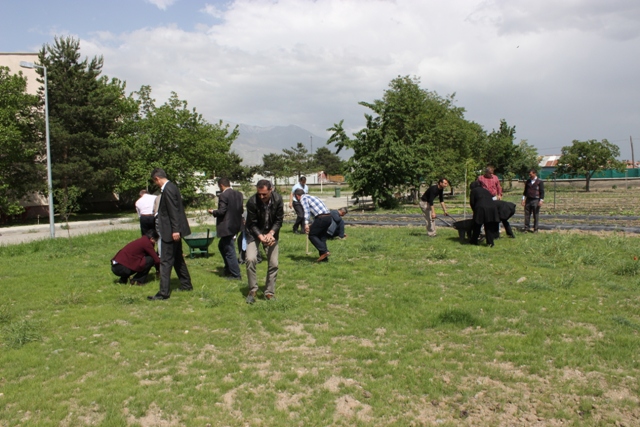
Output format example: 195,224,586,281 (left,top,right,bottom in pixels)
469,180,500,247
495,200,517,238
148,168,193,300
208,177,244,280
